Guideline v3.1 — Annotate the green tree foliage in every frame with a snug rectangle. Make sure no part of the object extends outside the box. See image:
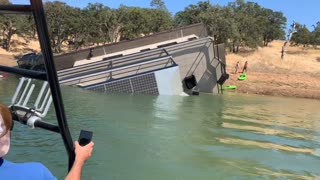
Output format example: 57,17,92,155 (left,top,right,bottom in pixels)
0,14,17,50
290,22,320,47
119,6,173,40
44,1,77,53
148,9,173,33
259,9,286,46
82,3,120,46
290,23,313,47
149,0,173,33
18,15,37,40
118,7,150,40
65,7,87,50
312,22,320,46
0,0,30,51
3,0,319,53
175,0,287,52
202,6,236,44
150,0,167,11
174,2,210,26
44,1,172,50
